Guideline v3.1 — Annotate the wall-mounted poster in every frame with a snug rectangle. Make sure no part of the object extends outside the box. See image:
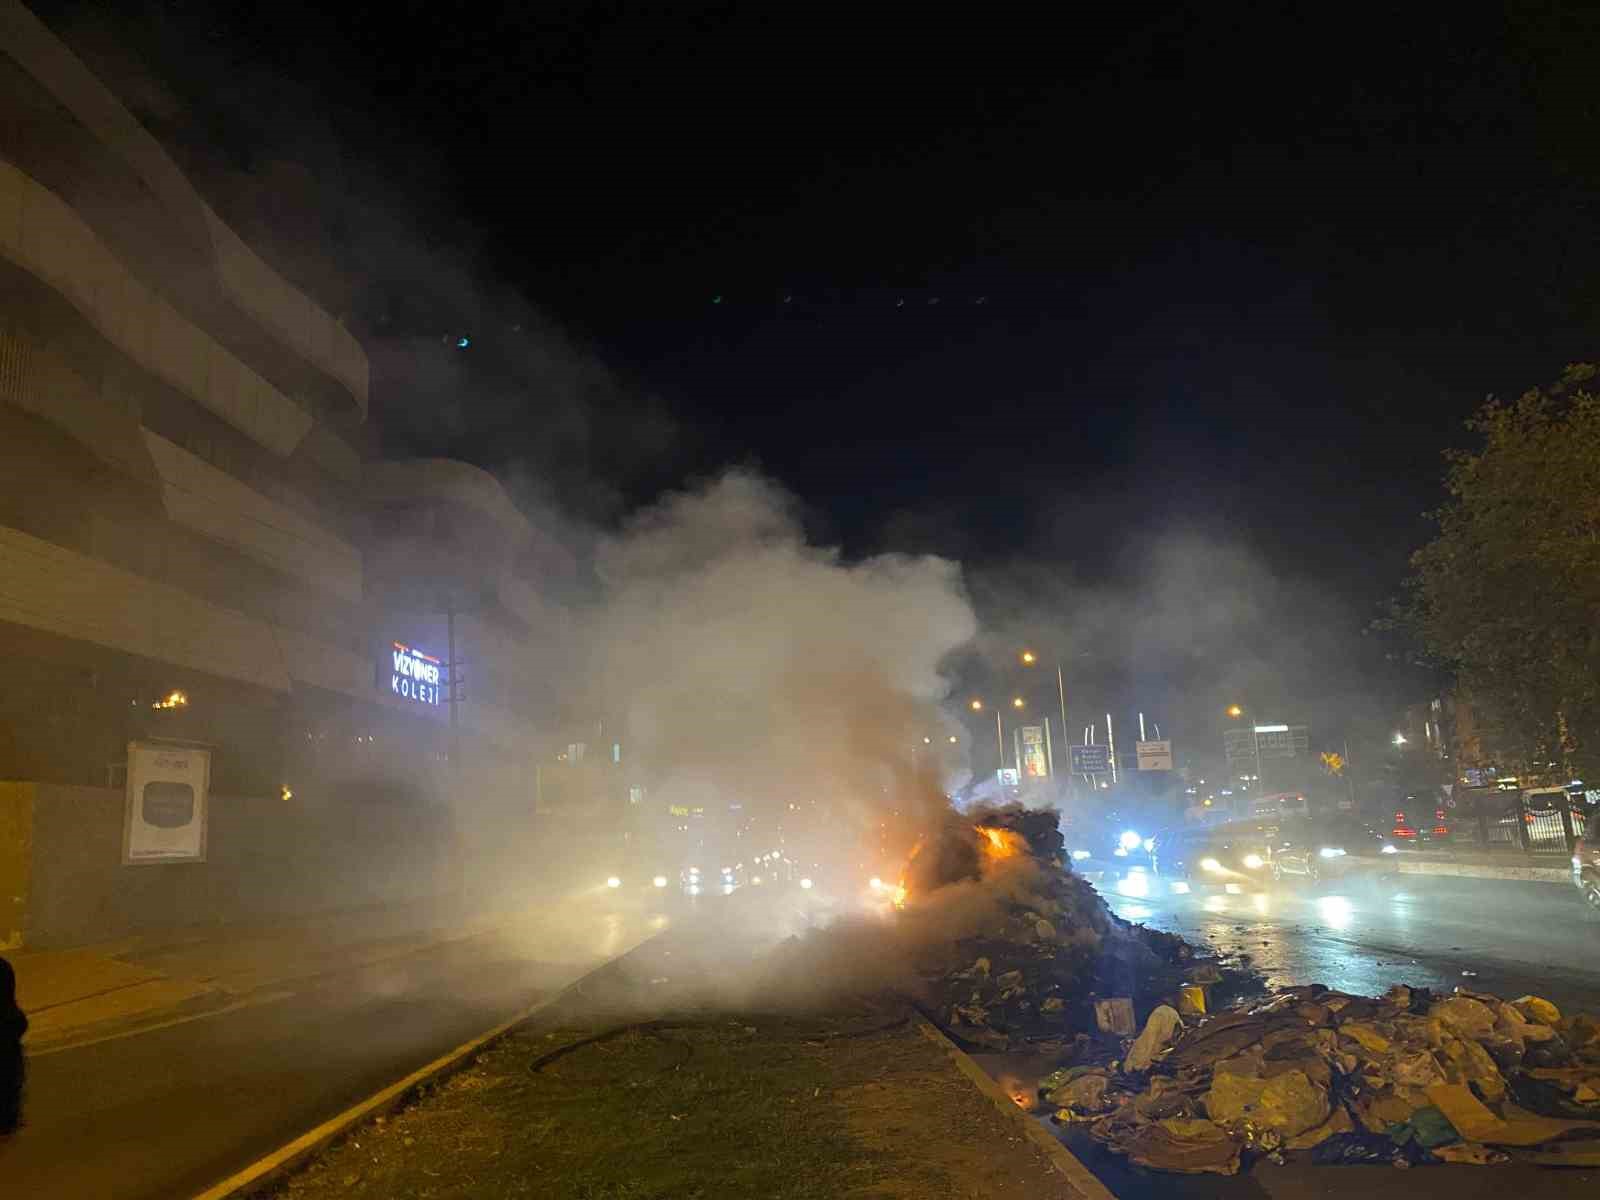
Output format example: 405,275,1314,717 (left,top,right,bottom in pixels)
123,741,210,864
